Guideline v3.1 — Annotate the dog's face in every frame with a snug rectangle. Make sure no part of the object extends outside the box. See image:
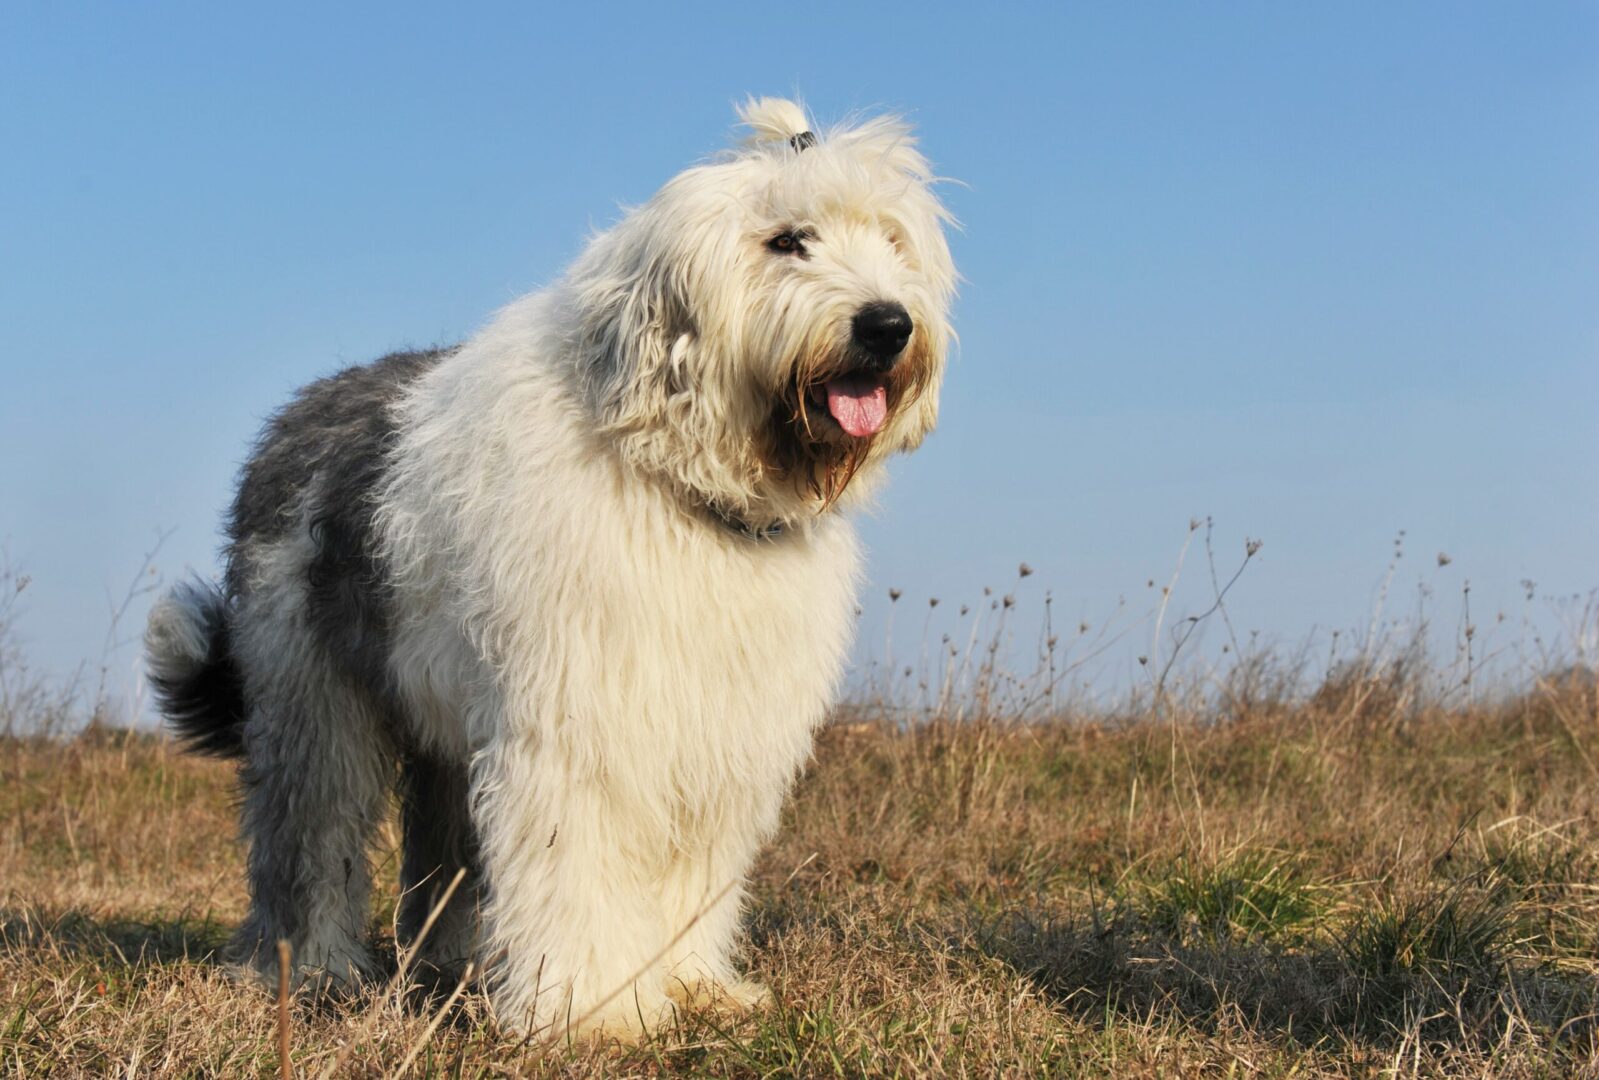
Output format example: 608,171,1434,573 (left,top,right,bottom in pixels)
572,98,956,525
